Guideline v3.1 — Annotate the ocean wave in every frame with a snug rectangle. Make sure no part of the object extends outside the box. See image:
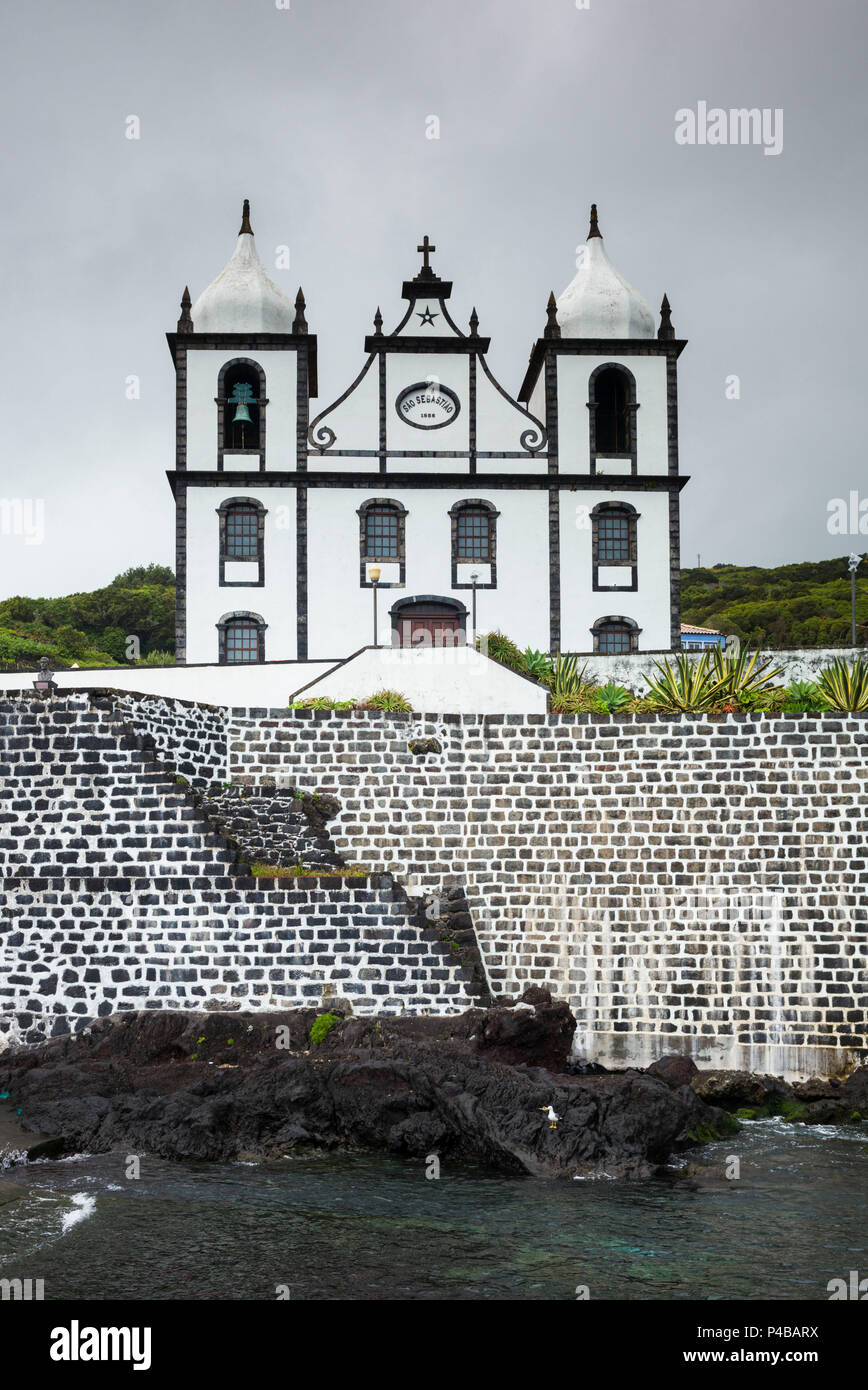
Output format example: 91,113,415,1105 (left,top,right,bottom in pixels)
60,1193,97,1234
